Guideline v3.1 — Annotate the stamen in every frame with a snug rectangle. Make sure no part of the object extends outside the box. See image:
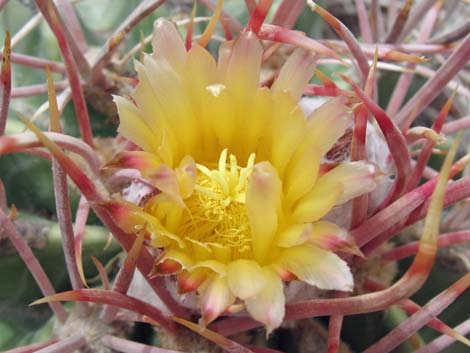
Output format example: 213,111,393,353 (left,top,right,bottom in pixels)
218,149,229,194
174,149,253,260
